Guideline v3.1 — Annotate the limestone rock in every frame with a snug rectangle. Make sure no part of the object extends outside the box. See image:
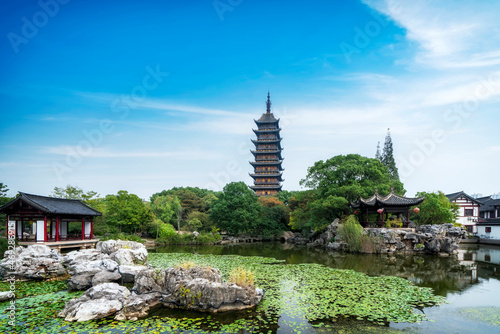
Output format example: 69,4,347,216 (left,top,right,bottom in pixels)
0,291,14,302
0,245,66,280
118,265,149,283
59,283,130,322
92,270,122,286
110,248,148,266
